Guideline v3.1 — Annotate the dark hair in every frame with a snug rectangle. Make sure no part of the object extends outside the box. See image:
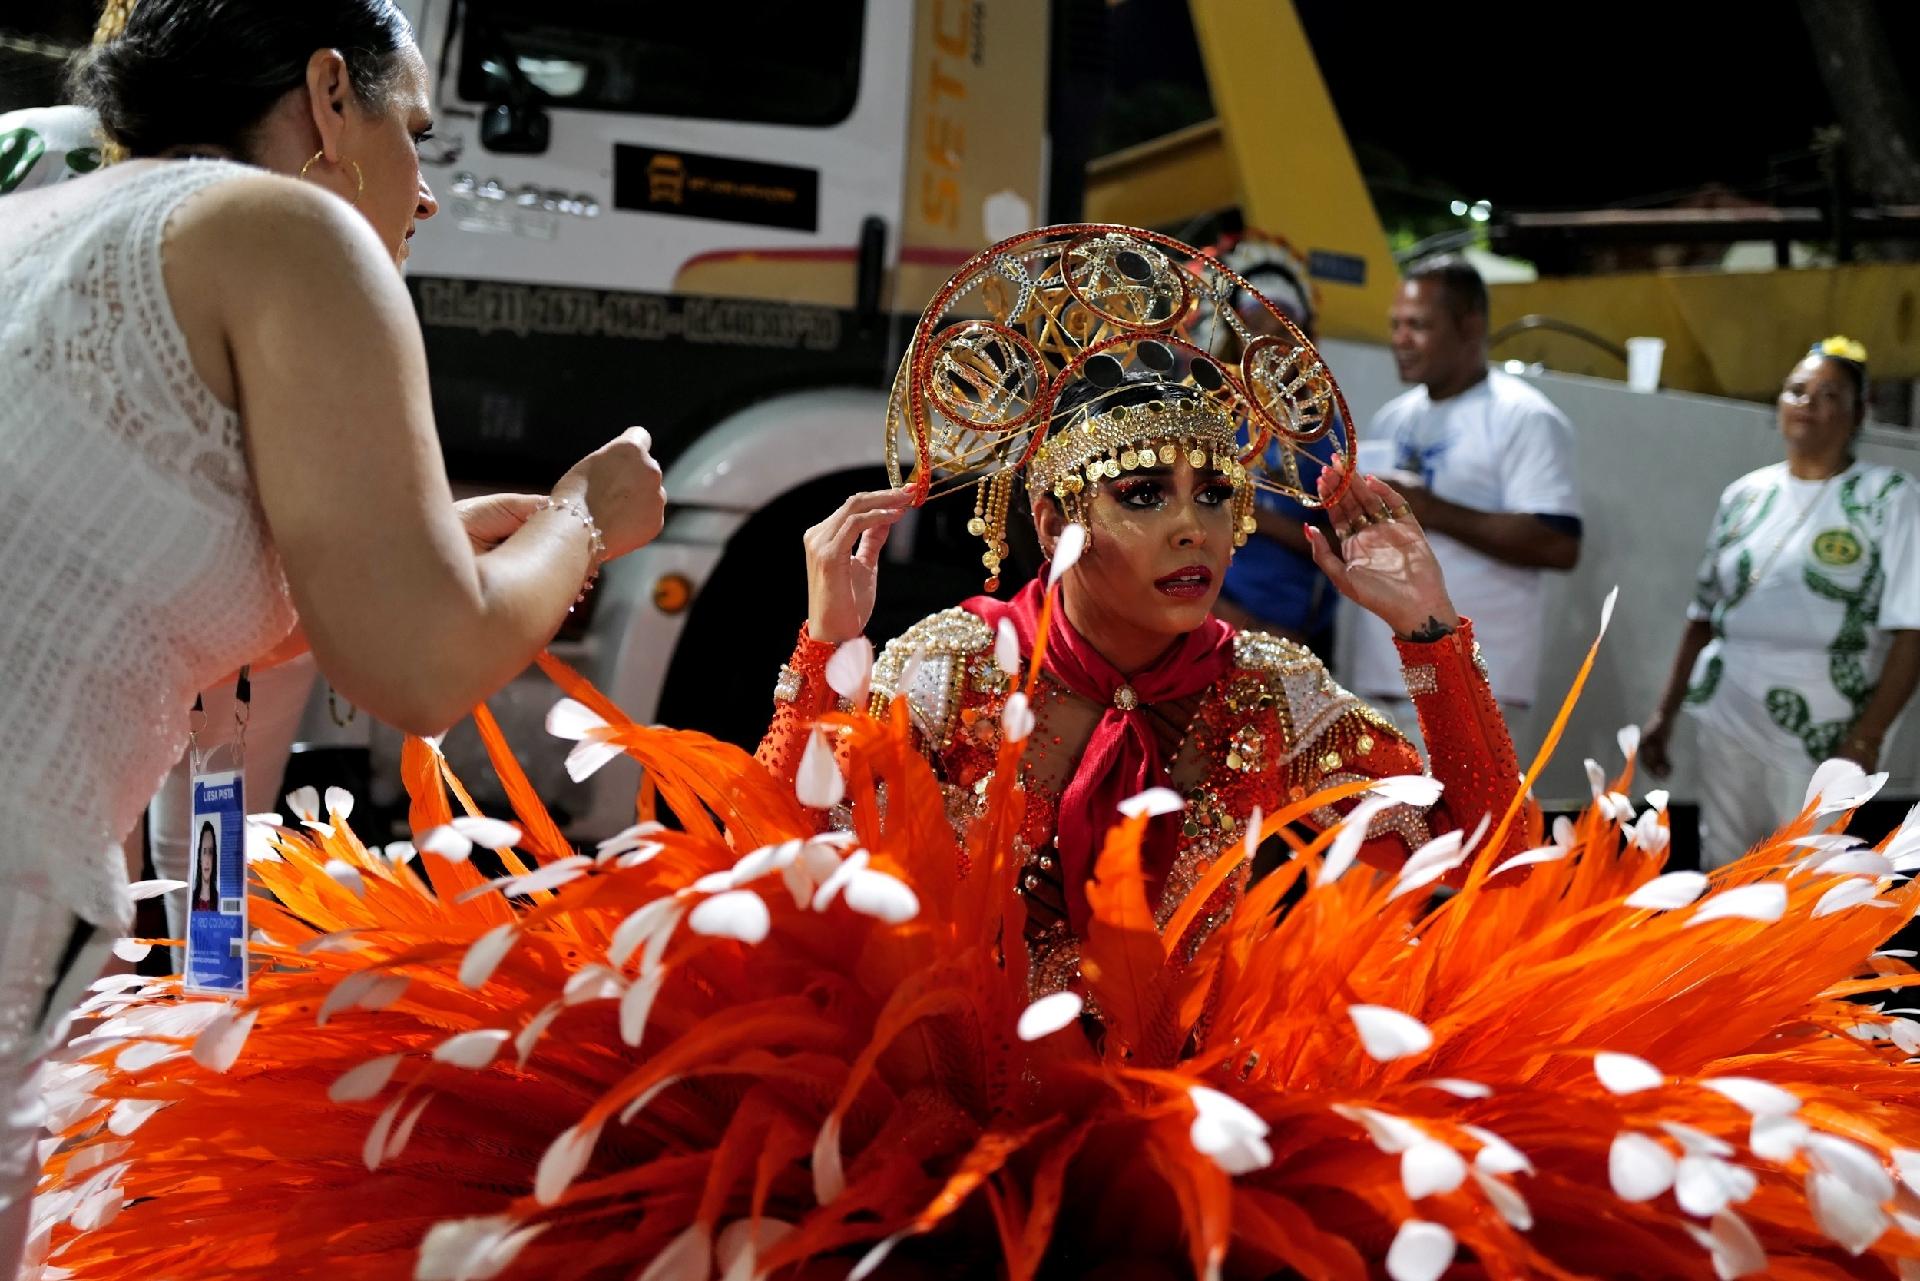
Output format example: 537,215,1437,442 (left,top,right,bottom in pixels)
71,0,413,159
198,820,217,852
1405,255,1489,323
